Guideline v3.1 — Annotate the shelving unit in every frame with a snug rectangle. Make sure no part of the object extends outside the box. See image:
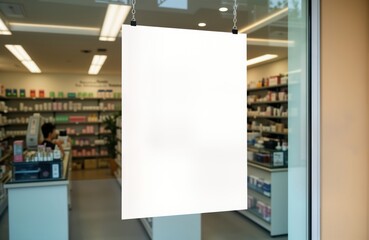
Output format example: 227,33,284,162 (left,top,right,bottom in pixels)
239,162,287,236
2,97,121,169
114,117,122,186
245,77,288,235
